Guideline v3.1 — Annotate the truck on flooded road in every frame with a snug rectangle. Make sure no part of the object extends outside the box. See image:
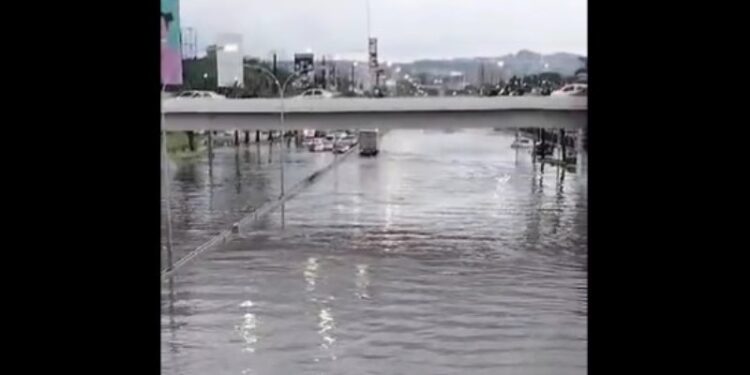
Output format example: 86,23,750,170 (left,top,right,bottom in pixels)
359,129,379,156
